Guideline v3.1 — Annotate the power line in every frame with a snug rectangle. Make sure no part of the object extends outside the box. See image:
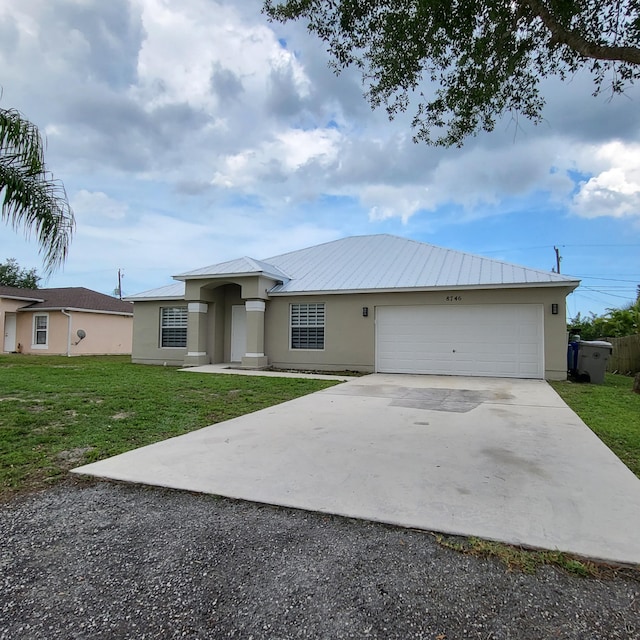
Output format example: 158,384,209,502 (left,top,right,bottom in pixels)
481,243,640,254
580,288,636,300
580,288,635,292
569,275,639,283
547,242,640,249
559,244,640,248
